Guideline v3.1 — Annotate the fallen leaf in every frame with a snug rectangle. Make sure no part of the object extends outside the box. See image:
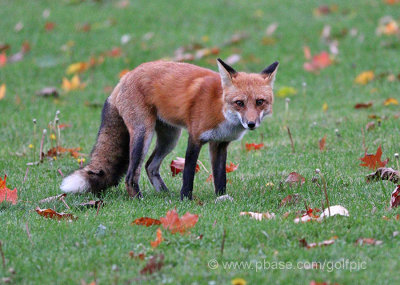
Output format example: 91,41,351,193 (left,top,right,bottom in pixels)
36,87,59,97
276,86,297,98
226,162,239,173
313,5,338,16
317,205,349,221
39,193,67,203
384,0,400,4
66,62,88,75
390,185,400,208
215,194,234,203
35,207,77,220
359,145,389,170
0,52,6,67
231,278,247,285
319,135,327,151
225,54,241,65
0,83,5,100
47,146,83,159
78,200,104,209
132,217,162,227
106,47,122,58
239,211,275,221
294,208,321,223
366,167,400,184
285,172,305,186
279,193,300,208
170,157,200,176
119,69,130,78
140,254,164,275
159,209,199,234
0,175,18,205
245,143,264,151
129,251,145,260
355,238,383,246
383,98,399,106
150,228,164,248
354,71,374,85
299,237,336,249
62,75,86,92
304,50,332,72
45,21,56,31
366,121,375,131
354,102,373,109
